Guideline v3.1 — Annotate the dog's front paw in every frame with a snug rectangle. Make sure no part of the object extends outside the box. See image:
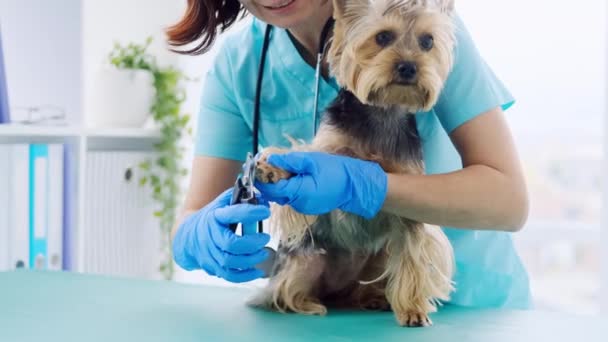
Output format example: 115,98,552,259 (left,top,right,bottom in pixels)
396,312,433,327
256,150,292,183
